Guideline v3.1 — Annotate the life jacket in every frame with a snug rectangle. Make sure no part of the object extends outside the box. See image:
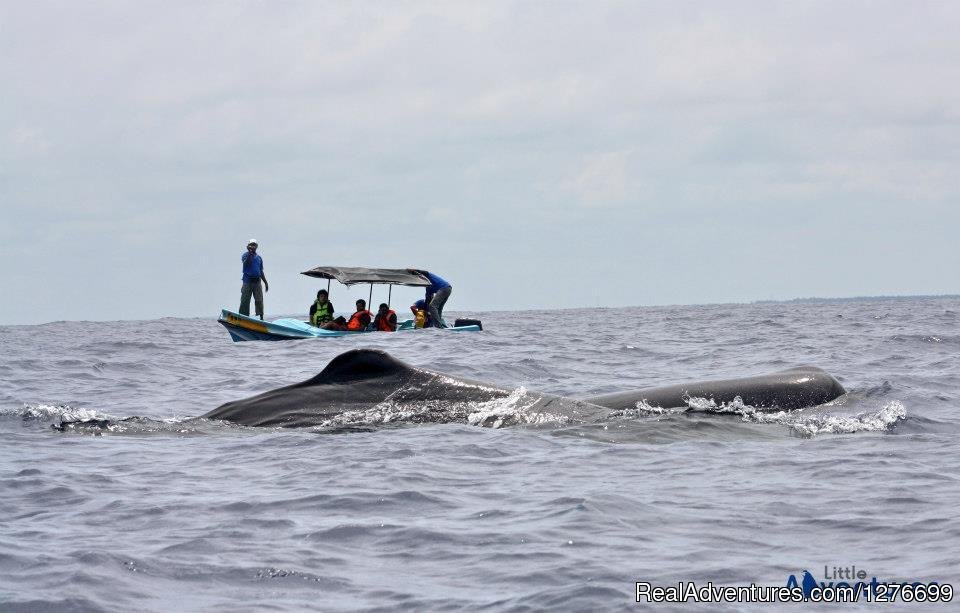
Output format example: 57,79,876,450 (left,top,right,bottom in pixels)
346,309,372,331
376,310,397,332
311,300,333,326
